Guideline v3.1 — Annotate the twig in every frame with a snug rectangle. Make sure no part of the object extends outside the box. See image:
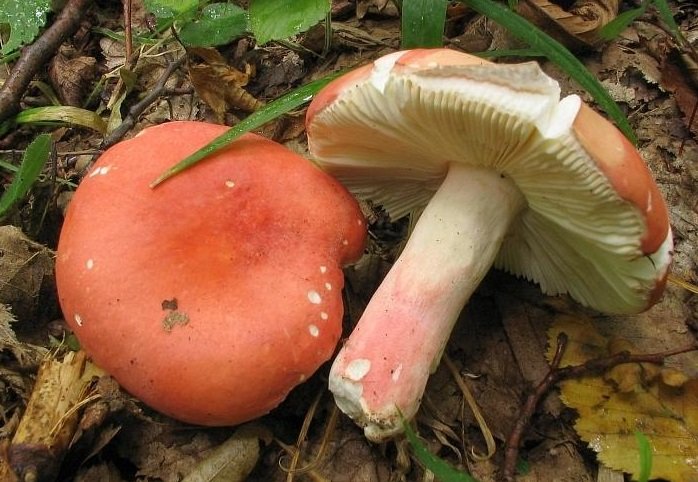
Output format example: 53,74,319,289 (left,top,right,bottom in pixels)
501,333,698,481
443,354,496,461
123,0,133,62
0,0,90,123
100,55,185,149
